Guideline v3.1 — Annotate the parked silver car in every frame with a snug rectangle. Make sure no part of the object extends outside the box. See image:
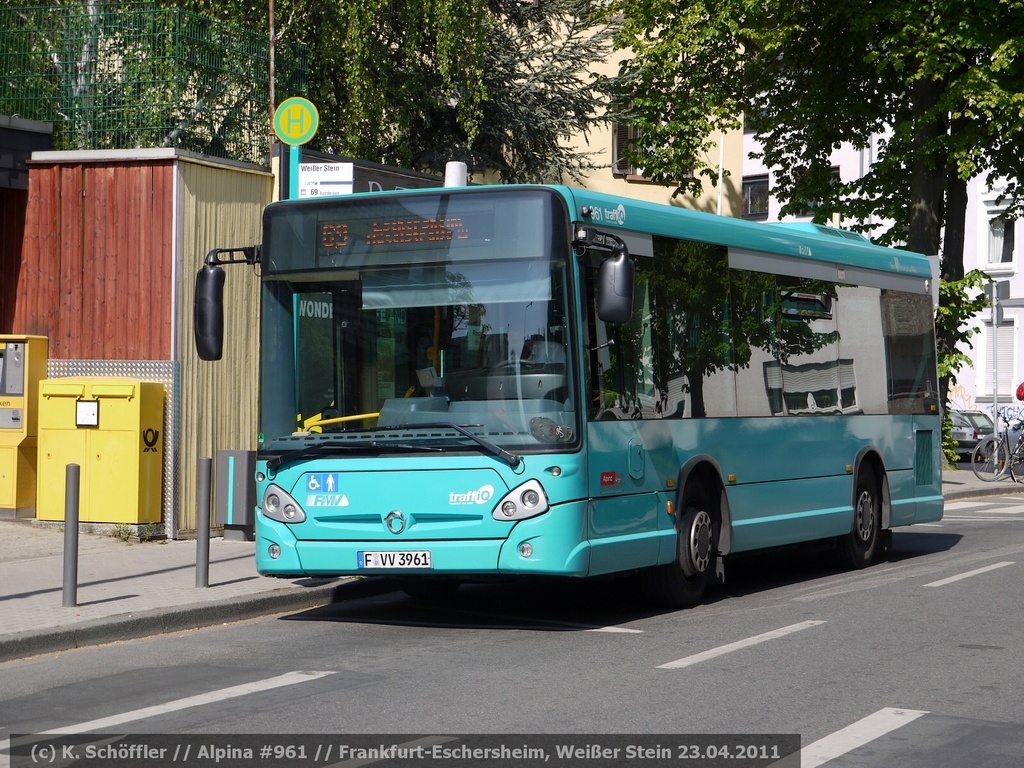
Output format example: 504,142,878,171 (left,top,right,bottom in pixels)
950,409,995,458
